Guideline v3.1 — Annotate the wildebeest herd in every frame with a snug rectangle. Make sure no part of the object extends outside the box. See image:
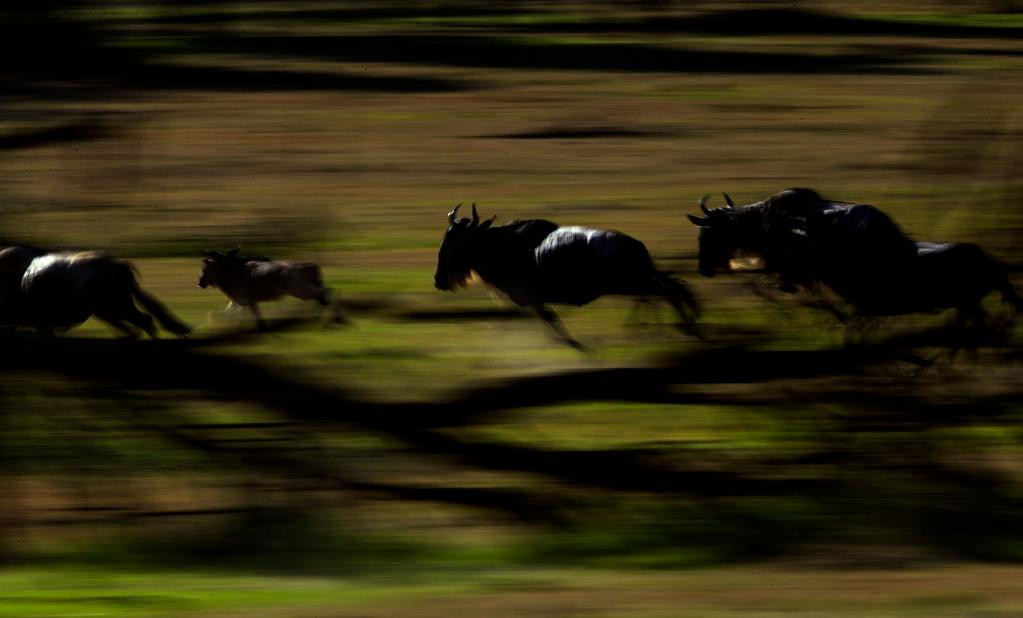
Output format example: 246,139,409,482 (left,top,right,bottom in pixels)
1,188,1020,353
687,188,1023,325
